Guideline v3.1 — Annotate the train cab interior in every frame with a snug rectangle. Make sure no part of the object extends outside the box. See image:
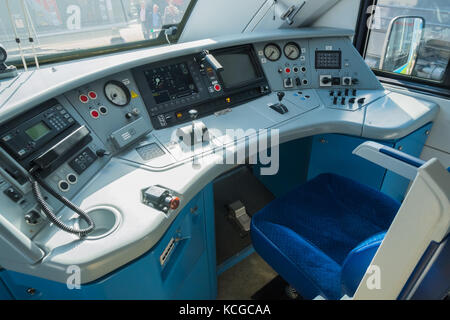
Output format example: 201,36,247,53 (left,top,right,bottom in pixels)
0,0,449,301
